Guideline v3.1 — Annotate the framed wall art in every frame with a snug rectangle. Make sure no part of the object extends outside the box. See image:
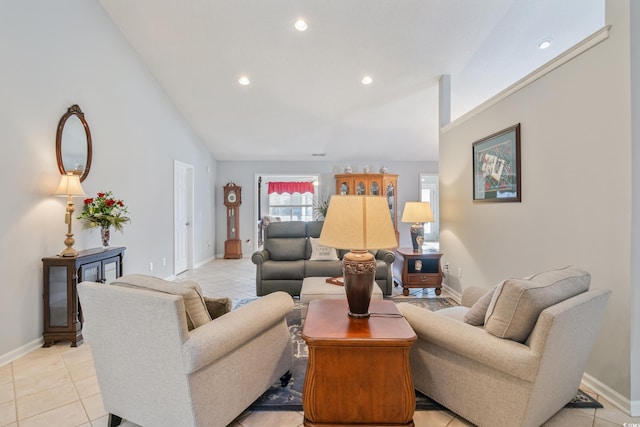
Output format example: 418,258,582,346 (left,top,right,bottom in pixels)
472,123,521,203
